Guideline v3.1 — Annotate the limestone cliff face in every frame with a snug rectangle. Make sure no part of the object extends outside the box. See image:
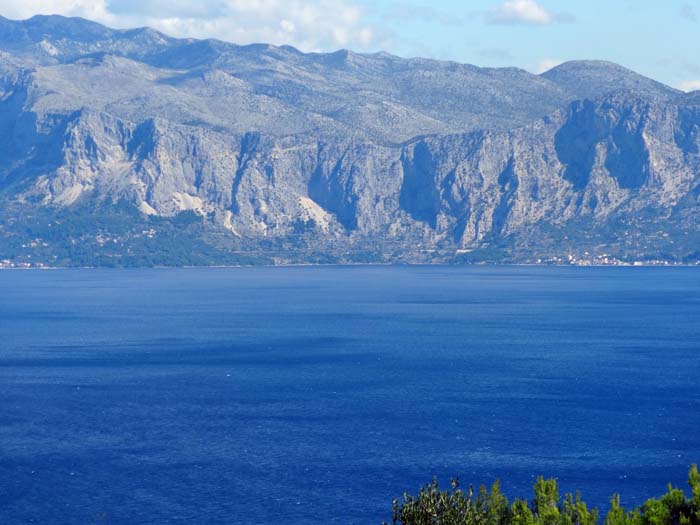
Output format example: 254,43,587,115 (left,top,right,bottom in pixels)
9,92,698,250
1,15,699,262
